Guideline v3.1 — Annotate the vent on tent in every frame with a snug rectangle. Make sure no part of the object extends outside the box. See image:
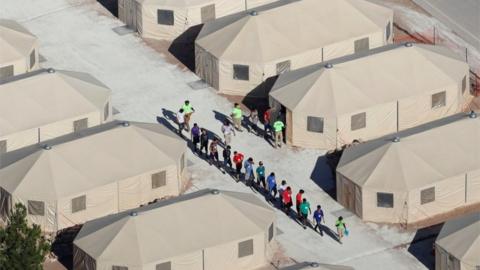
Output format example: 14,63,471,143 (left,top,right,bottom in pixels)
211,189,220,195
47,68,55,73
392,137,400,143
405,42,413,47
469,111,477,119
324,63,333,69
249,10,258,16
